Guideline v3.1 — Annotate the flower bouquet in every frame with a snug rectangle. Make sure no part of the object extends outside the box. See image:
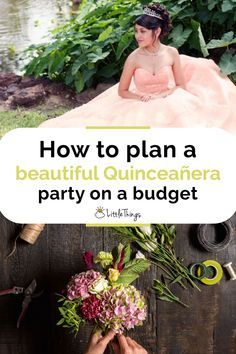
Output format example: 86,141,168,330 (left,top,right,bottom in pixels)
57,244,150,335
